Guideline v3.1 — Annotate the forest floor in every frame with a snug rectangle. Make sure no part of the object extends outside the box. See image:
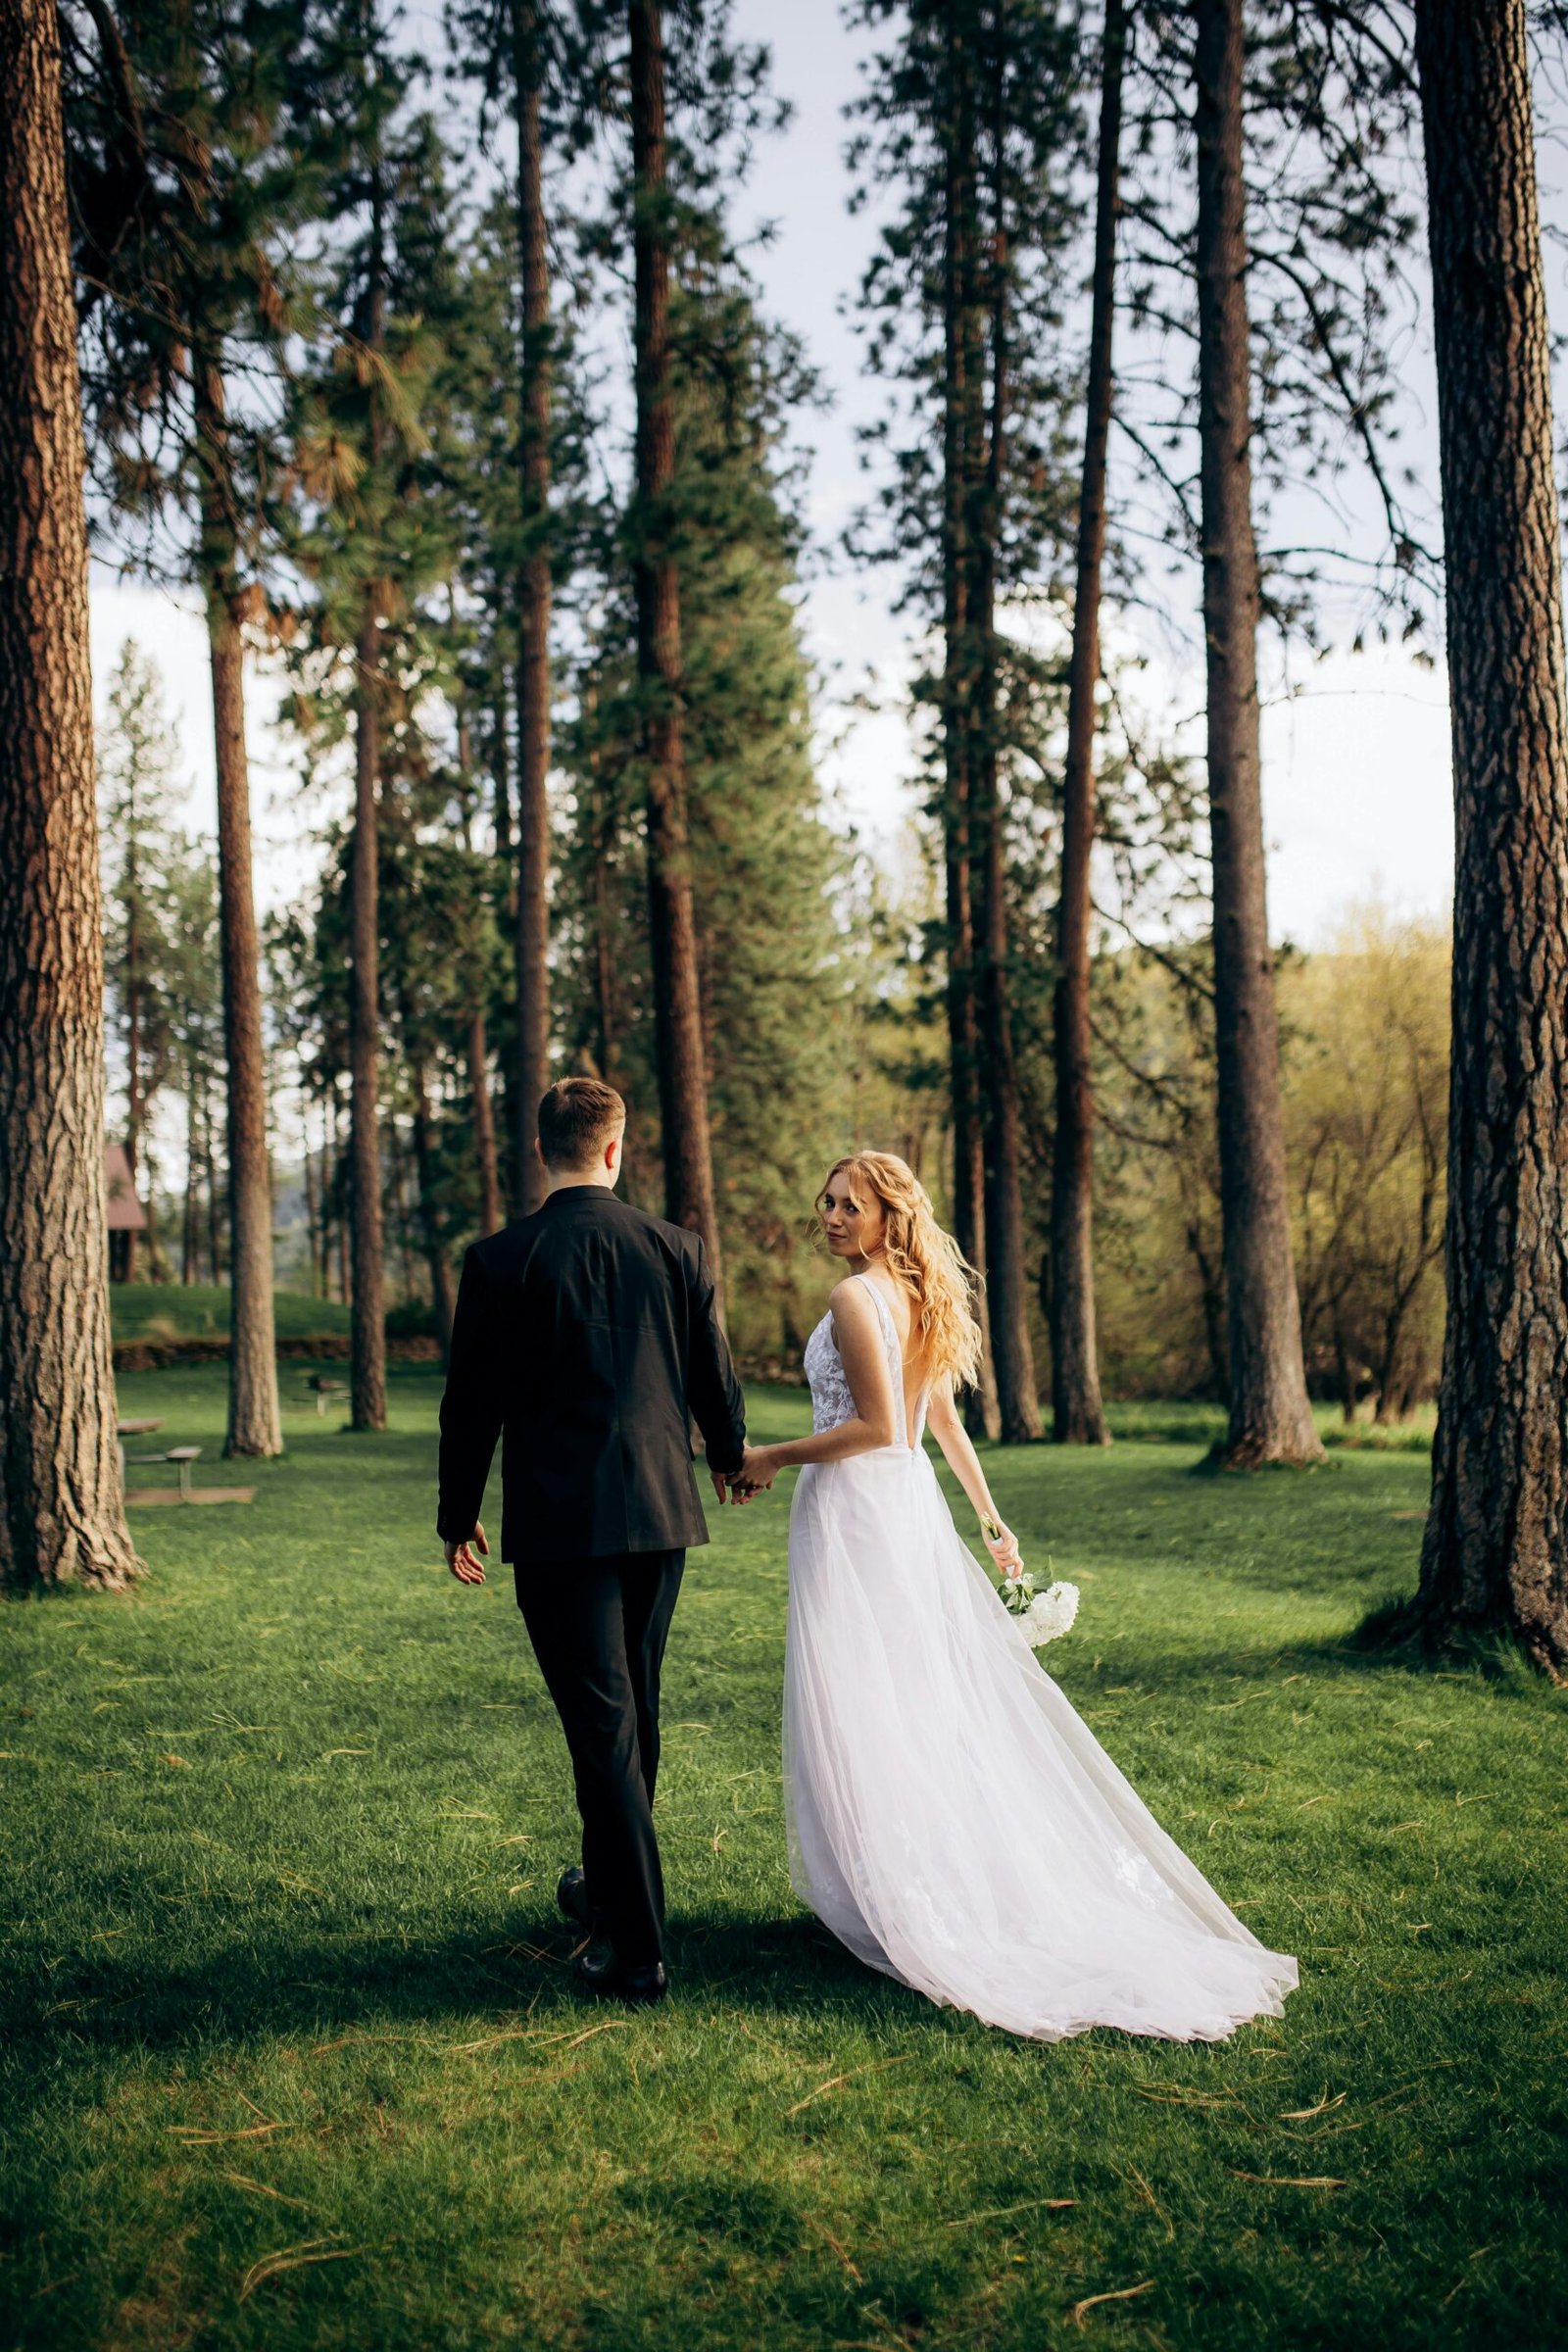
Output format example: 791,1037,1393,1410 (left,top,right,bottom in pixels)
3,1365,1564,2351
